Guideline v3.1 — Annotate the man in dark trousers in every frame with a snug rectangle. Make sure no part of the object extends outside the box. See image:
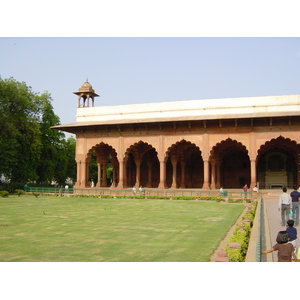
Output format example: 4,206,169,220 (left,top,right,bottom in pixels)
290,186,300,226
